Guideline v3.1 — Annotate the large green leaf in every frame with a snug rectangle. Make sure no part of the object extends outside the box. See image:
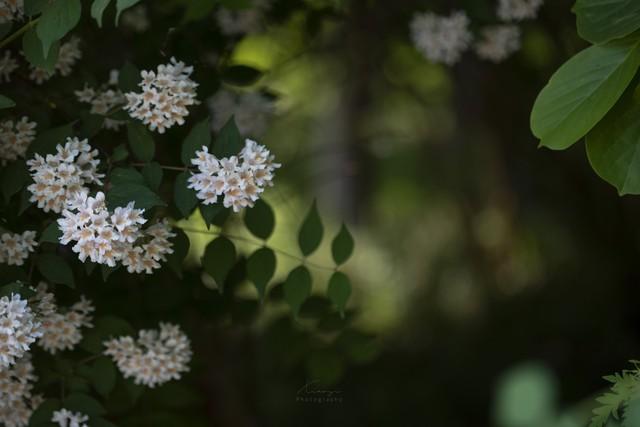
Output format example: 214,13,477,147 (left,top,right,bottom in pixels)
36,0,81,57
0,95,15,109
91,0,112,27
246,247,276,300
298,200,323,256
115,0,141,24
202,237,236,288
37,254,75,288
127,122,155,162
574,0,640,44
586,92,640,195
22,29,59,72
174,172,198,218
327,272,351,316
331,223,354,265
284,266,312,317
244,199,275,240
213,116,243,158
531,38,640,150
182,117,211,165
